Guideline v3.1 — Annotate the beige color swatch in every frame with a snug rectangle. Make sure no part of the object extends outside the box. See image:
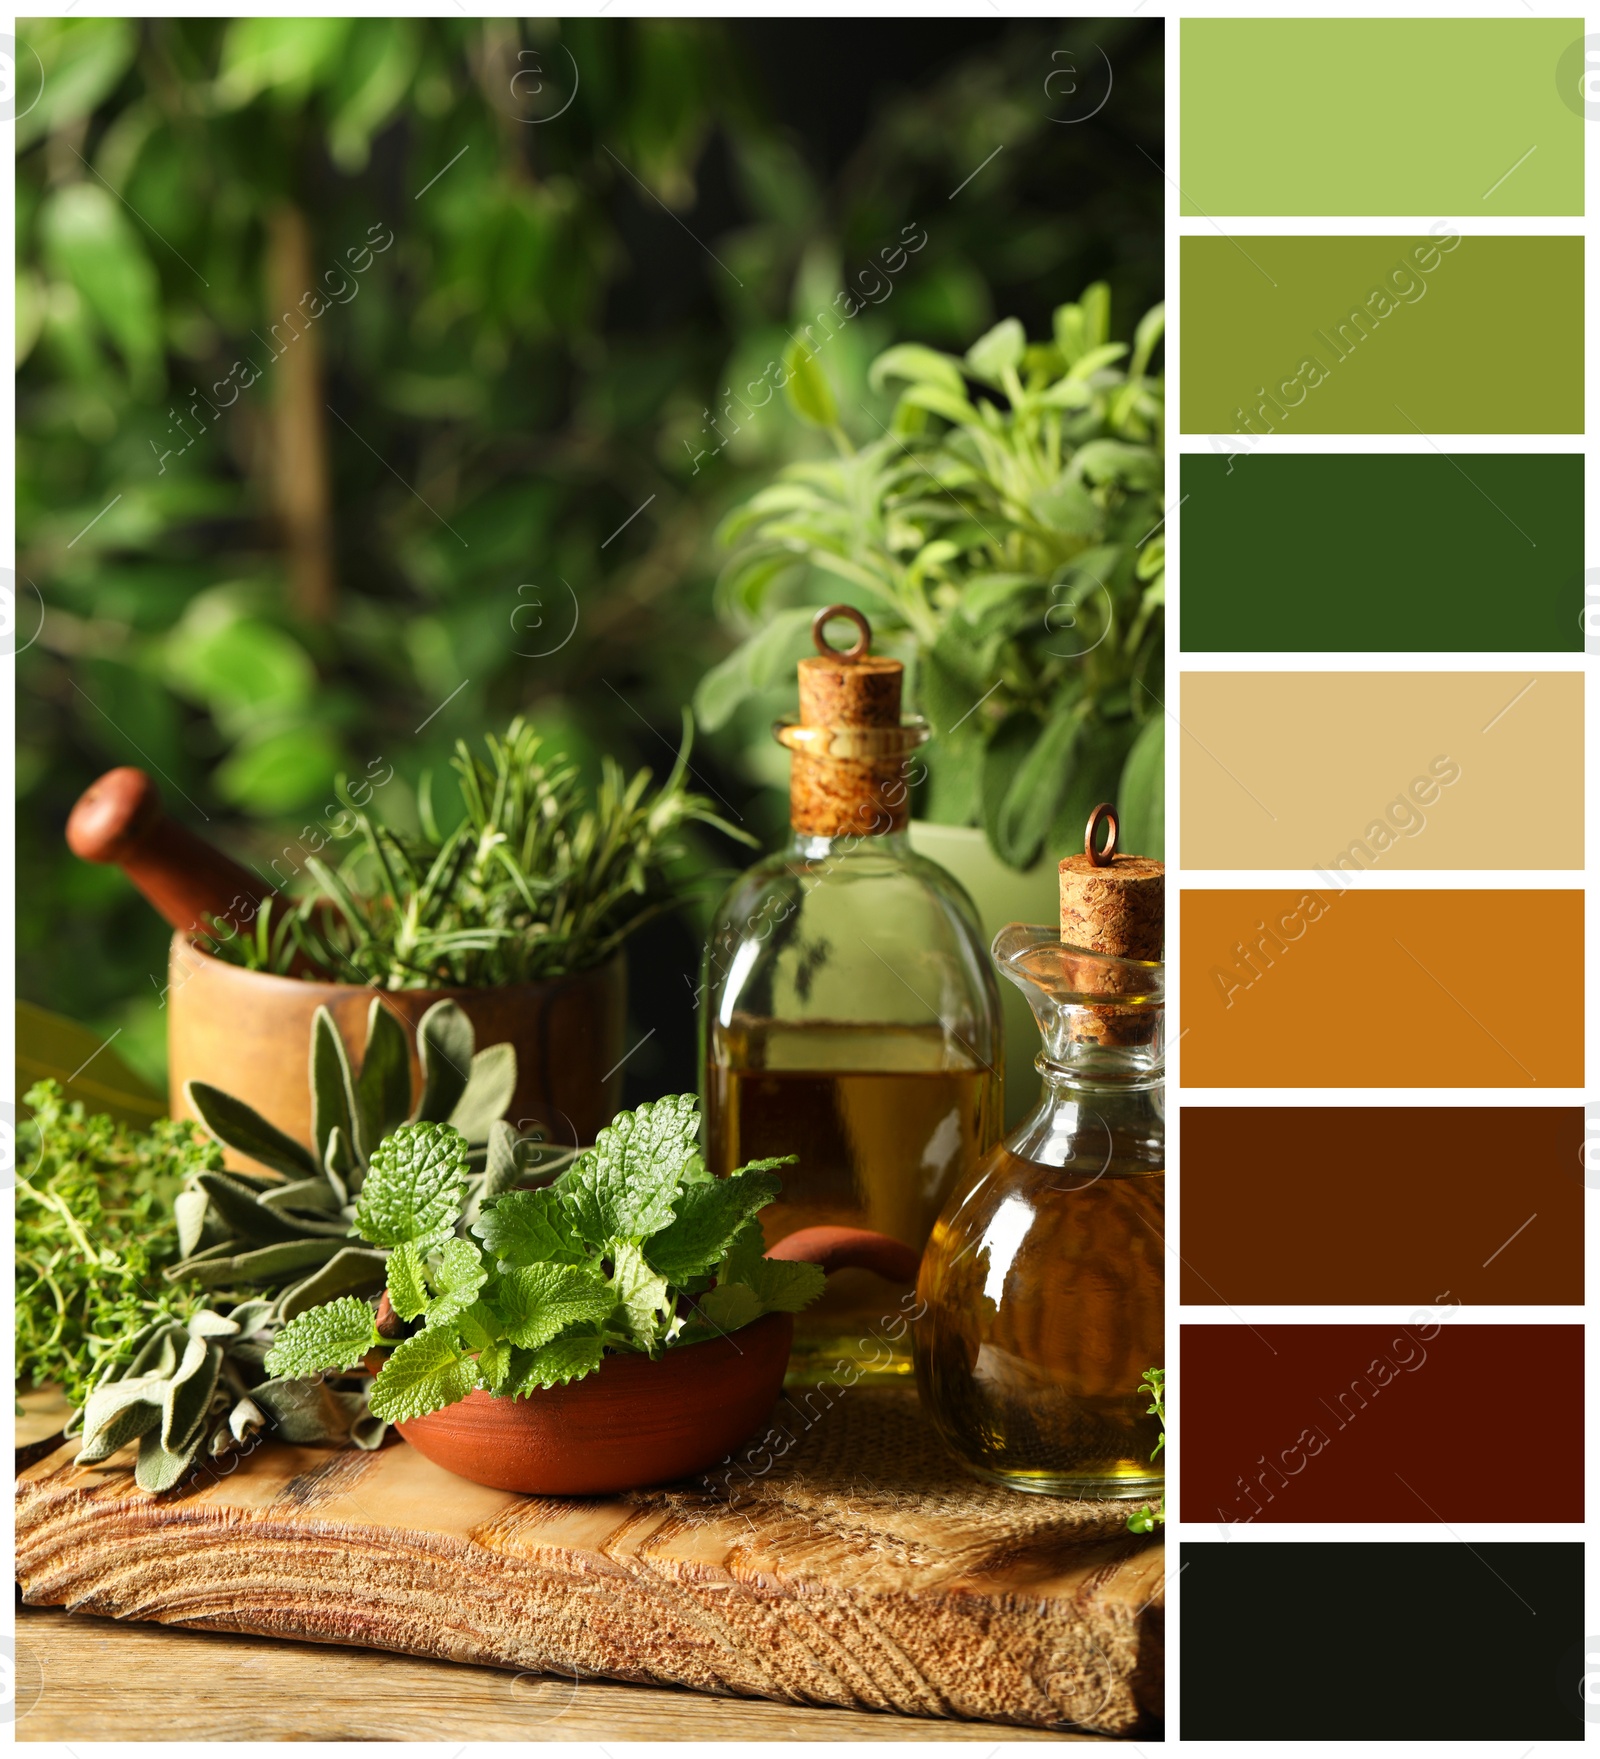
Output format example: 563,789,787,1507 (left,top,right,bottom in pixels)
1180,672,1582,870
